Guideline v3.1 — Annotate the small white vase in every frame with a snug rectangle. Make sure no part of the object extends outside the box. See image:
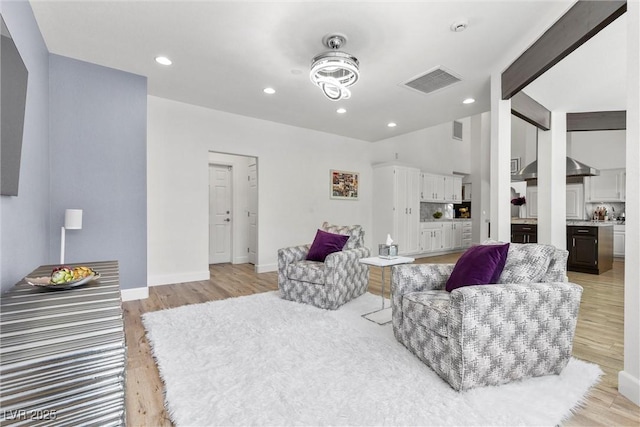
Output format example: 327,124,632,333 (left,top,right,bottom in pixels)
519,205,527,218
